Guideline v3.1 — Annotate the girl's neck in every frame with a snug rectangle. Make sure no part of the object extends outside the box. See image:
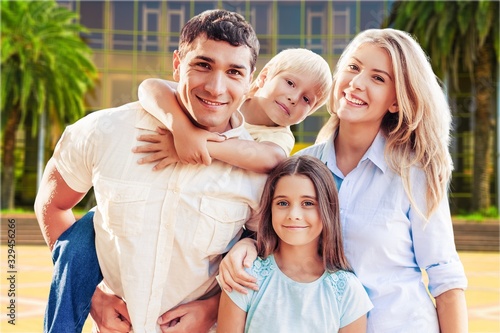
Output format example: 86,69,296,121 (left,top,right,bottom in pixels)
273,243,324,283
240,97,276,126
334,122,380,176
